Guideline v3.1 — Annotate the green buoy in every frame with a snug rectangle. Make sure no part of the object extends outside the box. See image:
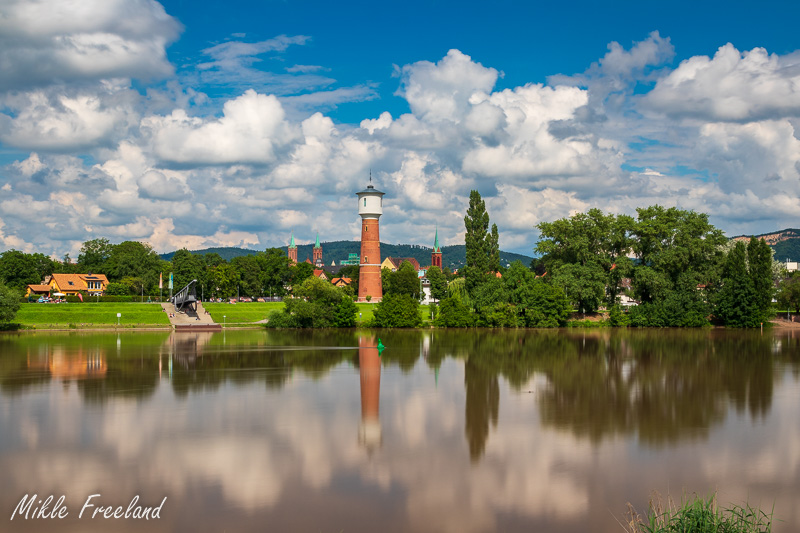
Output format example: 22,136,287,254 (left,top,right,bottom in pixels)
377,338,385,356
